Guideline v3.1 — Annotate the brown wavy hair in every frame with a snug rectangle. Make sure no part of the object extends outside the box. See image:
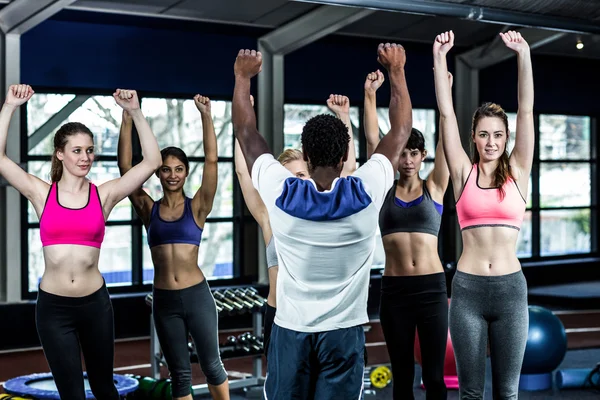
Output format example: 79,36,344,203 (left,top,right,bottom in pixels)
471,102,514,199
50,122,94,182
